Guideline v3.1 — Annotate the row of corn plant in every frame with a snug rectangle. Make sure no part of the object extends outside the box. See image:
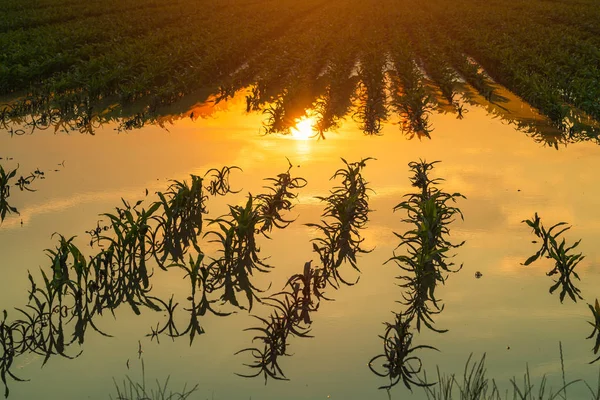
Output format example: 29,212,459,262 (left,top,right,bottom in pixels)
370,160,465,391
237,158,372,382
0,162,309,396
